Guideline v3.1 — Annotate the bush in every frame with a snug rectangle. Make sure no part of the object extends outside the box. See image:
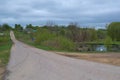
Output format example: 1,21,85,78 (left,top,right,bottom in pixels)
57,36,75,50
42,36,75,51
0,34,10,43
104,36,112,50
35,29,56,44
35,28,75,51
